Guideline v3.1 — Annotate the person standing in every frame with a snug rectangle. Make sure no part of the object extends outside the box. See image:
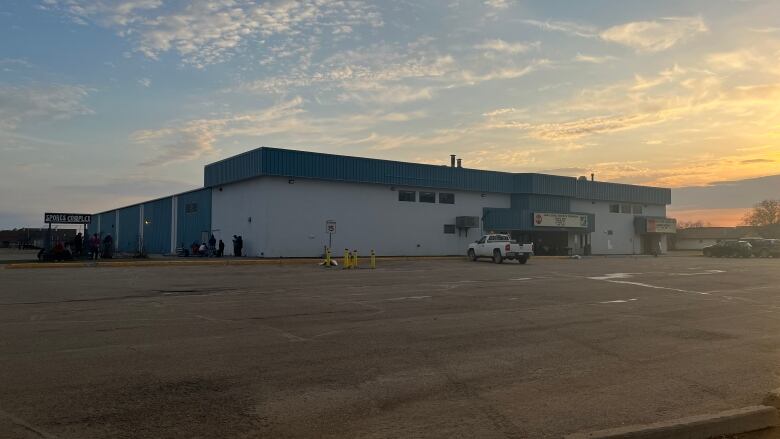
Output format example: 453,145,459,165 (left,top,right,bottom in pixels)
74,232,83,257
208,234,216,257
232,235,239,257
90,233,100,260
218,239,225,257
237,235,243,257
